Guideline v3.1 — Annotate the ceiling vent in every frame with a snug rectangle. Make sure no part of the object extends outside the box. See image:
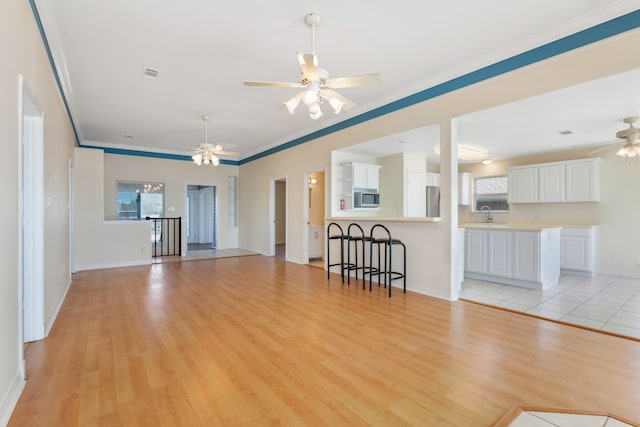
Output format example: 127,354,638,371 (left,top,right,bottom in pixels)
142,67,159,79
558,130,574,135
